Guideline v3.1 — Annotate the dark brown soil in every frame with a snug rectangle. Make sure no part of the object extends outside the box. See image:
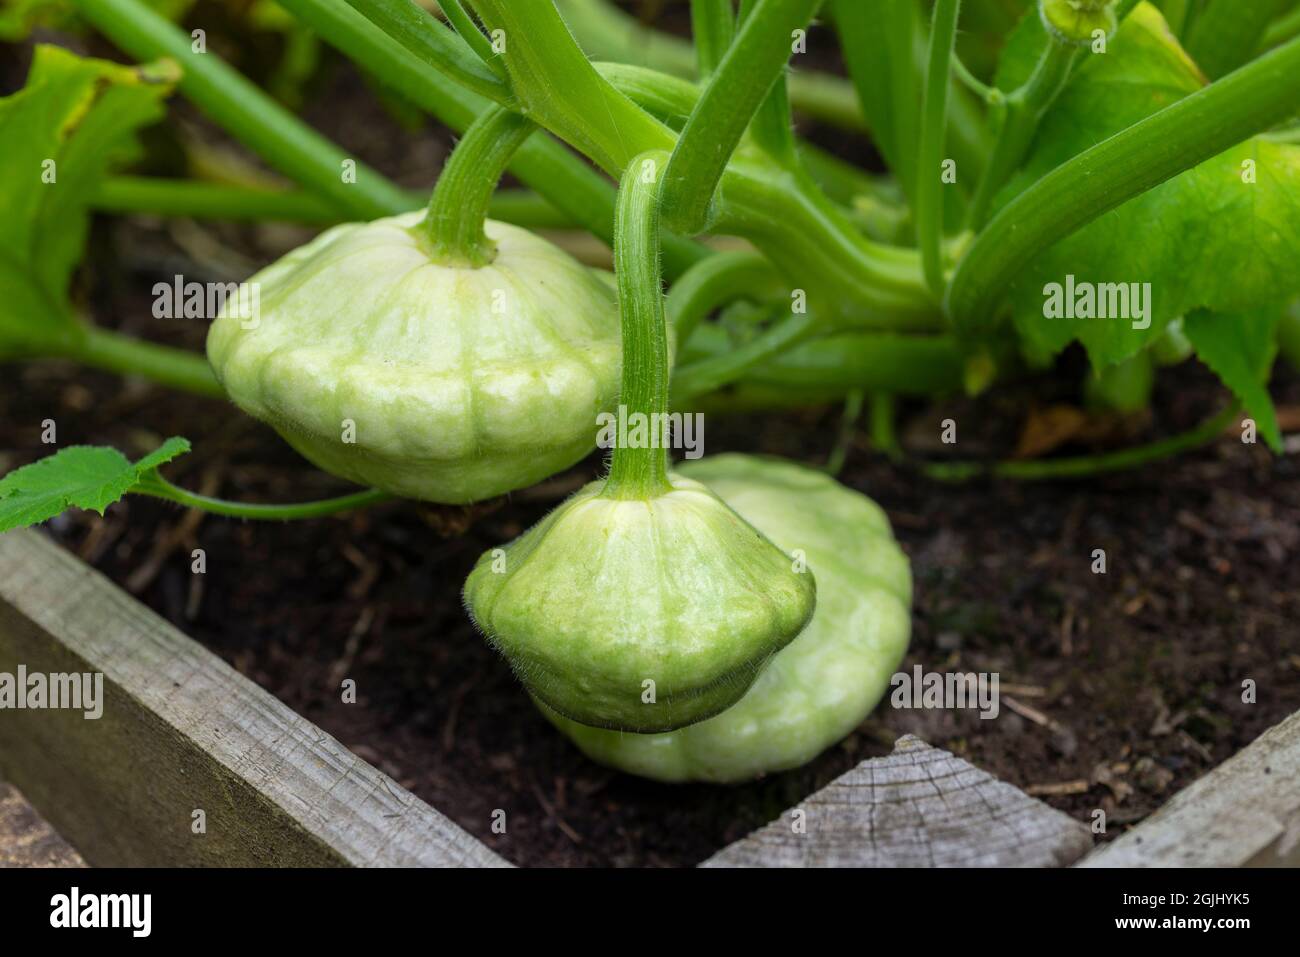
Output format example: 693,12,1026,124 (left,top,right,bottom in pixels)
7,345,1299,866
3,4,1299,868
